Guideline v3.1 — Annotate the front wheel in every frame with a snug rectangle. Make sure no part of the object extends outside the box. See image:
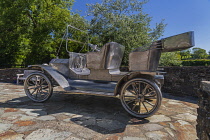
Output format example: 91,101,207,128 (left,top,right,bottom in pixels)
120,78,162,118
24,73,53,102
